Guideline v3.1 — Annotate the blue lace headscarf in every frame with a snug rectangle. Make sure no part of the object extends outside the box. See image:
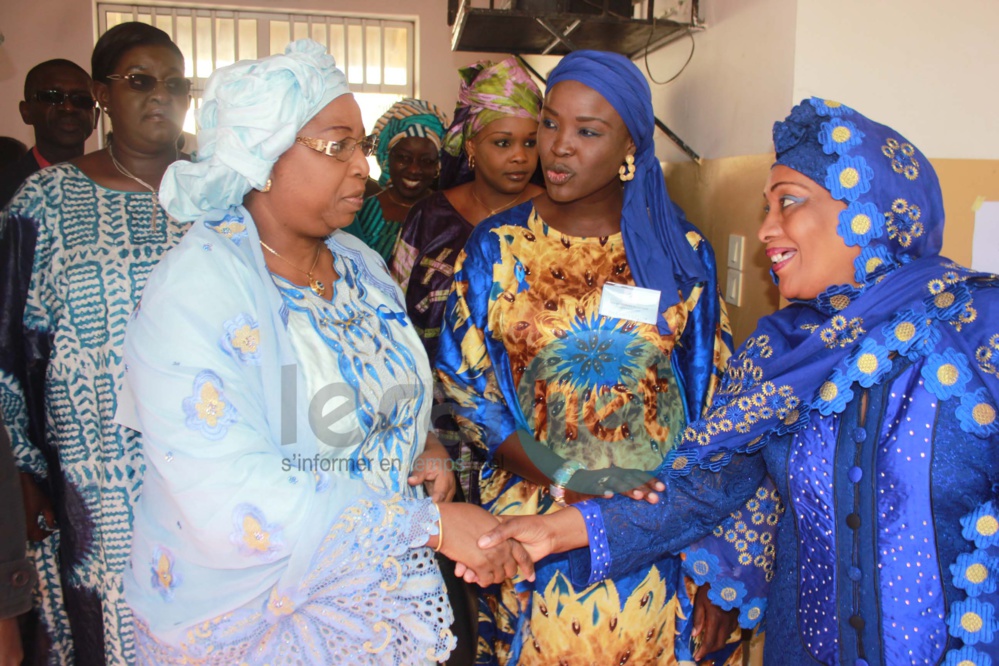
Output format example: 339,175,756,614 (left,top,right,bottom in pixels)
665,97,999,477
546,50,706,335
773,98,944,295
